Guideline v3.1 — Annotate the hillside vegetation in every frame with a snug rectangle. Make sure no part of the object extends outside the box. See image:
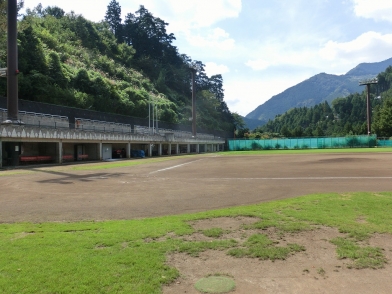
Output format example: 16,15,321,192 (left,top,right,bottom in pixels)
0,1,234,133
241,66,392,138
